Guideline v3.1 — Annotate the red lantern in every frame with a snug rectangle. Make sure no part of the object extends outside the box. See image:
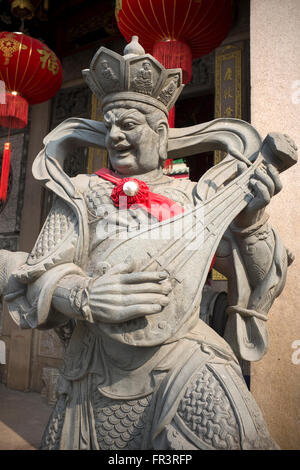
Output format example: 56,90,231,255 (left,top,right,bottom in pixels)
0,31,63,201
116,0,233,174
116,0,233,84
